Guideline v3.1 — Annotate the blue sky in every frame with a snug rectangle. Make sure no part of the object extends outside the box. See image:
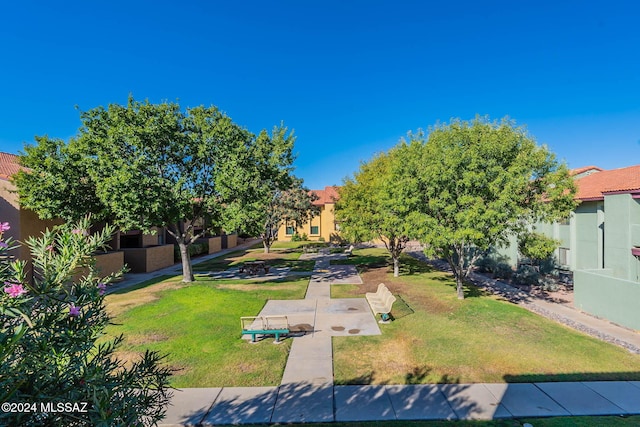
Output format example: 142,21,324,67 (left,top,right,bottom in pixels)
1,1,639,190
